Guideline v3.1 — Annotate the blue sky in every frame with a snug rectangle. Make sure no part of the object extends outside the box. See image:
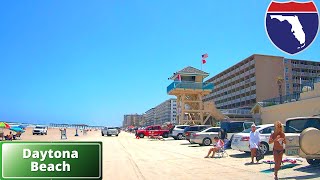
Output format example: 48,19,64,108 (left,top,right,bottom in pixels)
0,0,319,126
